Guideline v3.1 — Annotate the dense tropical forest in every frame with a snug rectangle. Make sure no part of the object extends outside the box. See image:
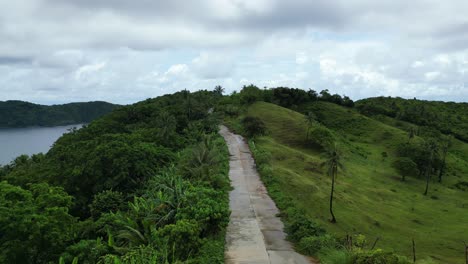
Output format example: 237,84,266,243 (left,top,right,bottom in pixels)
0,90,230,263
1,86,467,263
0,100,119,127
